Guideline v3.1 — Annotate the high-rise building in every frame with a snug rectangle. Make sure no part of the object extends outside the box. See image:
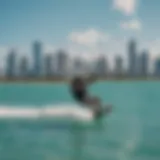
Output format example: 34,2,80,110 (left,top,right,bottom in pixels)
52,55,57,76
72,58,90,76
128,39,137,76
19,56,28,77
73,58,83,75
44,54,53,77
6,50,16,78
94,55,108,76
114,55,123,76
56,50,68,76
139,51,149,77
74,58,82,70
154,58,160,76
33,41,42,77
